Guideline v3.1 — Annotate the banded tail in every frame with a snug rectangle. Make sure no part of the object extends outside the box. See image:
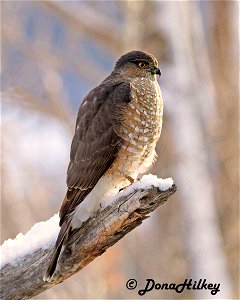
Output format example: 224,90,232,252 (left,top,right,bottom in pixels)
43,221,71,282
